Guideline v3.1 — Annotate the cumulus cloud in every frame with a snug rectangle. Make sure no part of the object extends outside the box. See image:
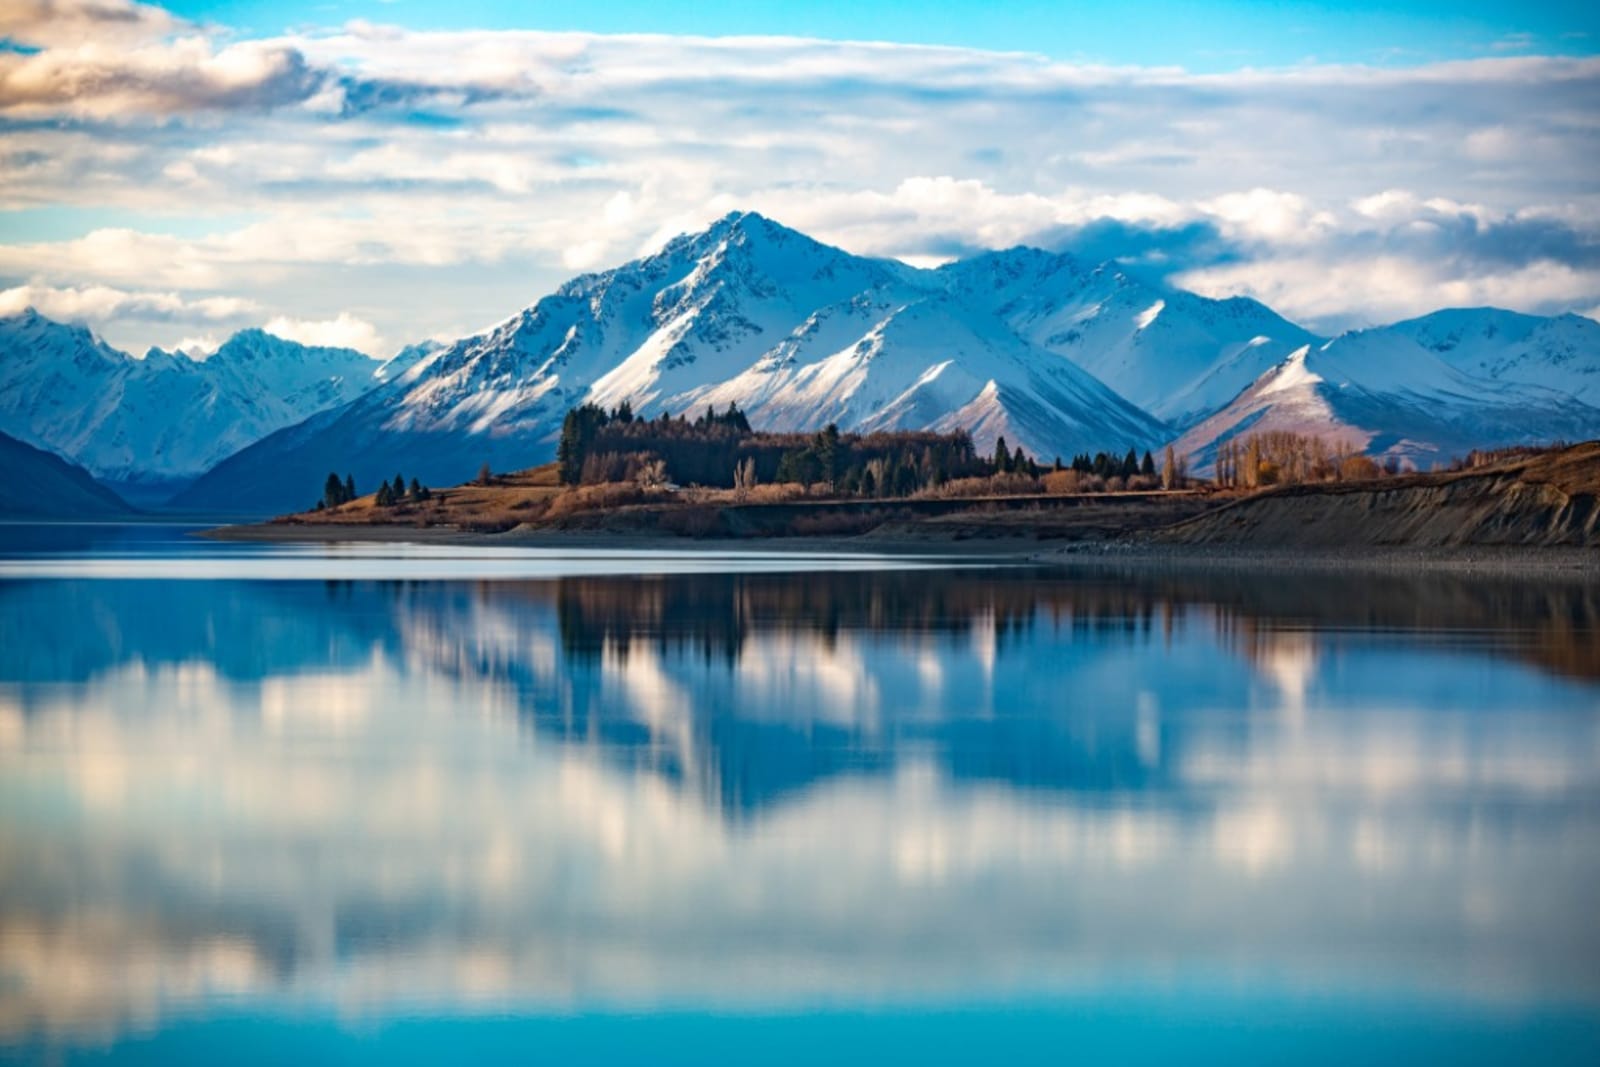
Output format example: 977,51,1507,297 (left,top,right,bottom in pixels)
0,282,258,324
0,0,321,118
2,9,1598,347
262,312,385,355
0,0,180,49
